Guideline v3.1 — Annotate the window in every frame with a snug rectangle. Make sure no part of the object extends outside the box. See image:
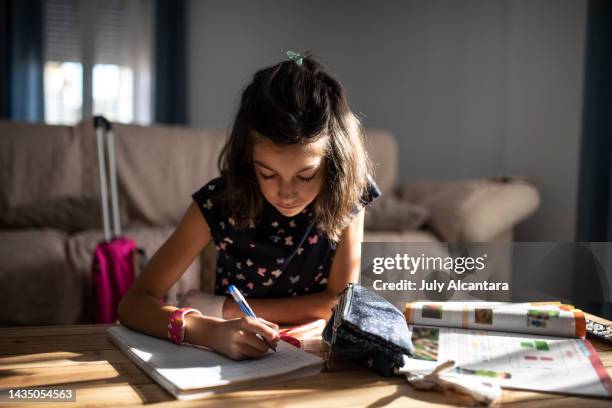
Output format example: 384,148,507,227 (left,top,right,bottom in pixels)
93,64,133,123
43,0,153,125
44,61,83,125
43,0,82,124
